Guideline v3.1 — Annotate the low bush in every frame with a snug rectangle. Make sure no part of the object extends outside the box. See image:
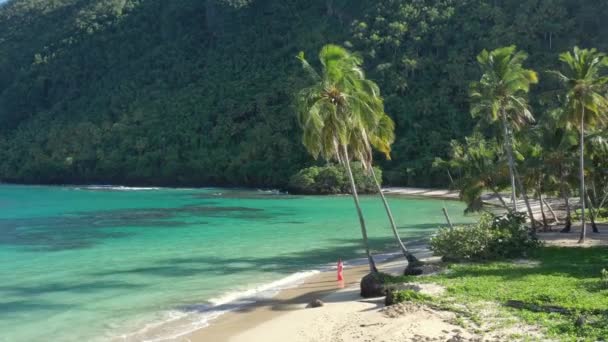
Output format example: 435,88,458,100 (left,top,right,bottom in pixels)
388,289,433,304
429,212,540,261
287,163,381,195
